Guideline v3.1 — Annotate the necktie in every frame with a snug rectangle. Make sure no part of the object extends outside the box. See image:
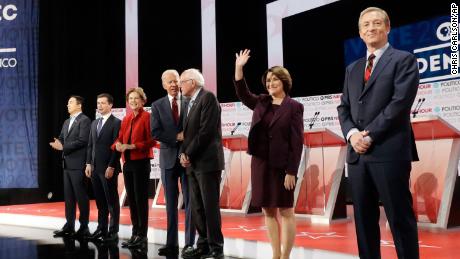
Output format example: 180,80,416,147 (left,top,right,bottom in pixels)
172,97,179,125
96,118,103,136
364,53,376,85
187,100,194,116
